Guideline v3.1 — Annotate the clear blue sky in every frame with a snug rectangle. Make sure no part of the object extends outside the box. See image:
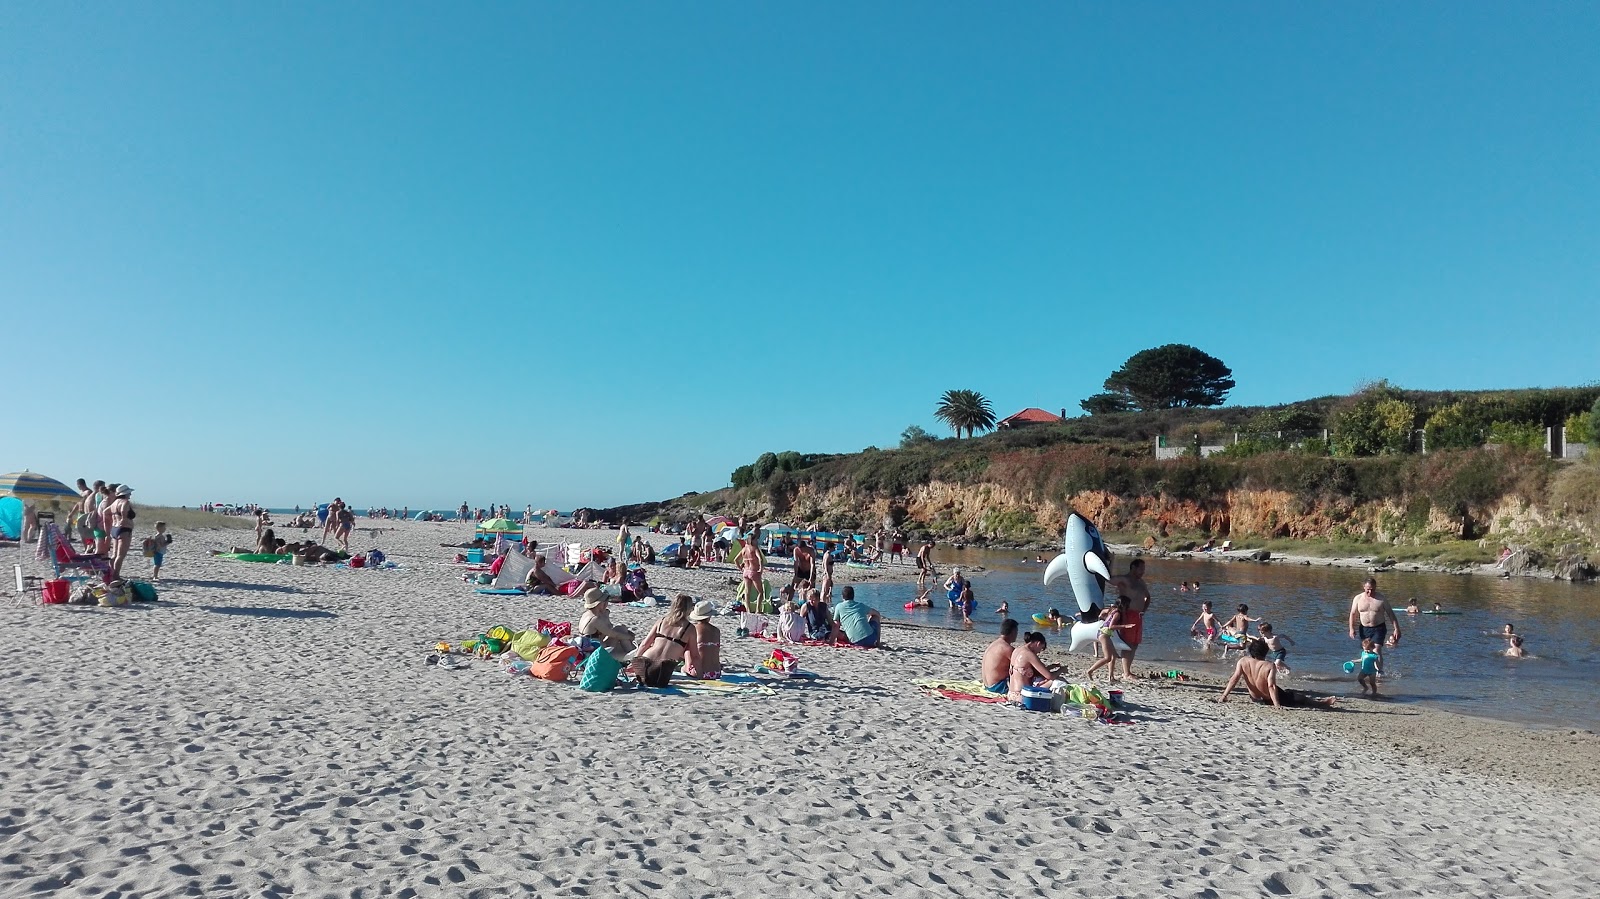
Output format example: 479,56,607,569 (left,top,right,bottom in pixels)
3,3,1596,510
